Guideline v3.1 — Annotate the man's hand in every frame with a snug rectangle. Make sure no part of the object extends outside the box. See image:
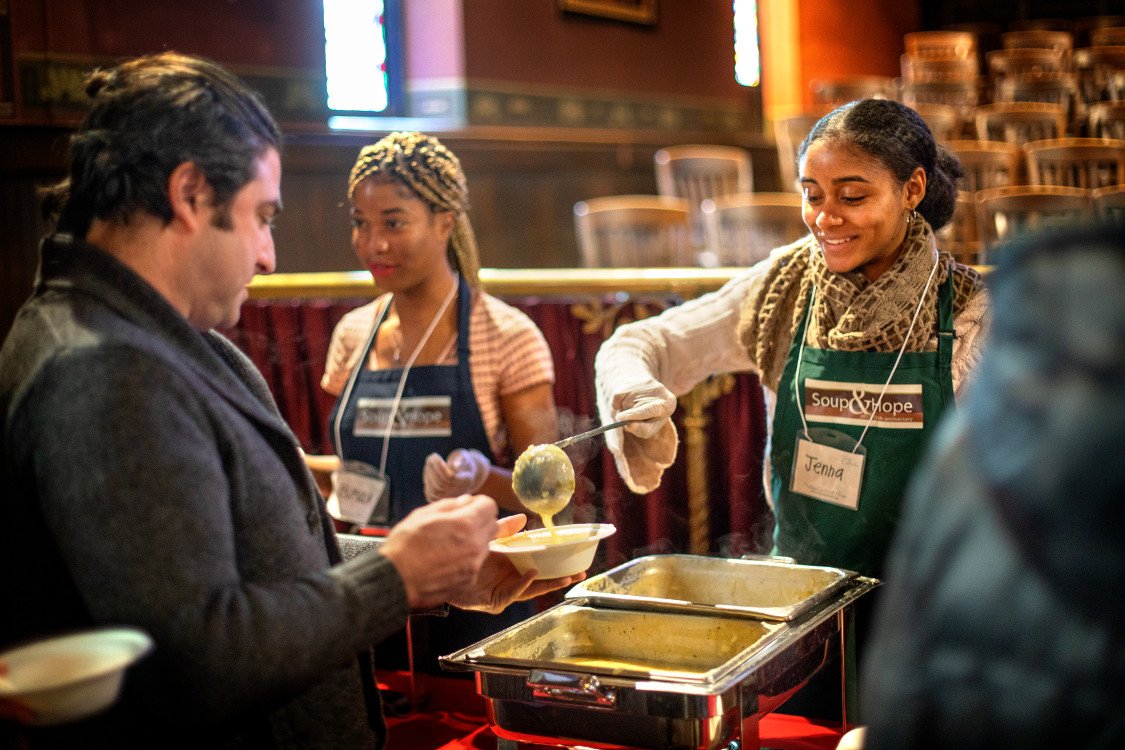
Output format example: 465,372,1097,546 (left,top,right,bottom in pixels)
379,495,499,609
0,662,34,725
447,514,587,614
